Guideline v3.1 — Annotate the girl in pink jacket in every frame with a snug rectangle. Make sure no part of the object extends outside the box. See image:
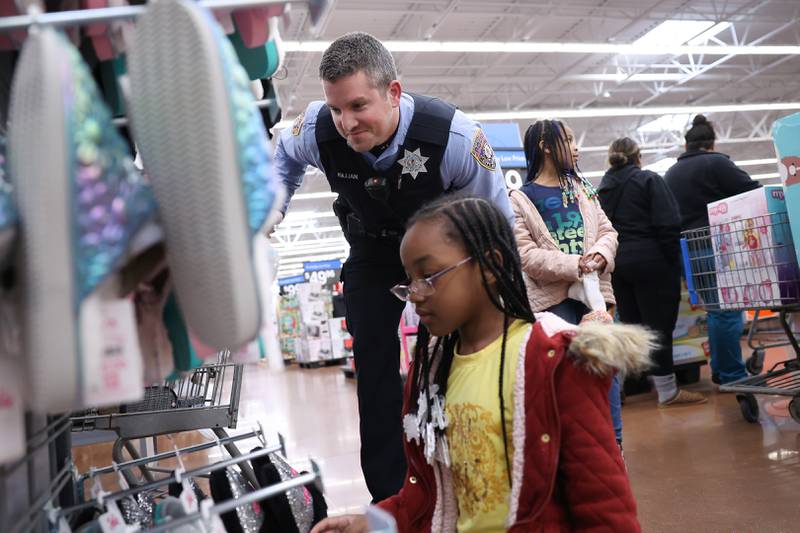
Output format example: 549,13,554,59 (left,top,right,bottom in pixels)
510,119,622,443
